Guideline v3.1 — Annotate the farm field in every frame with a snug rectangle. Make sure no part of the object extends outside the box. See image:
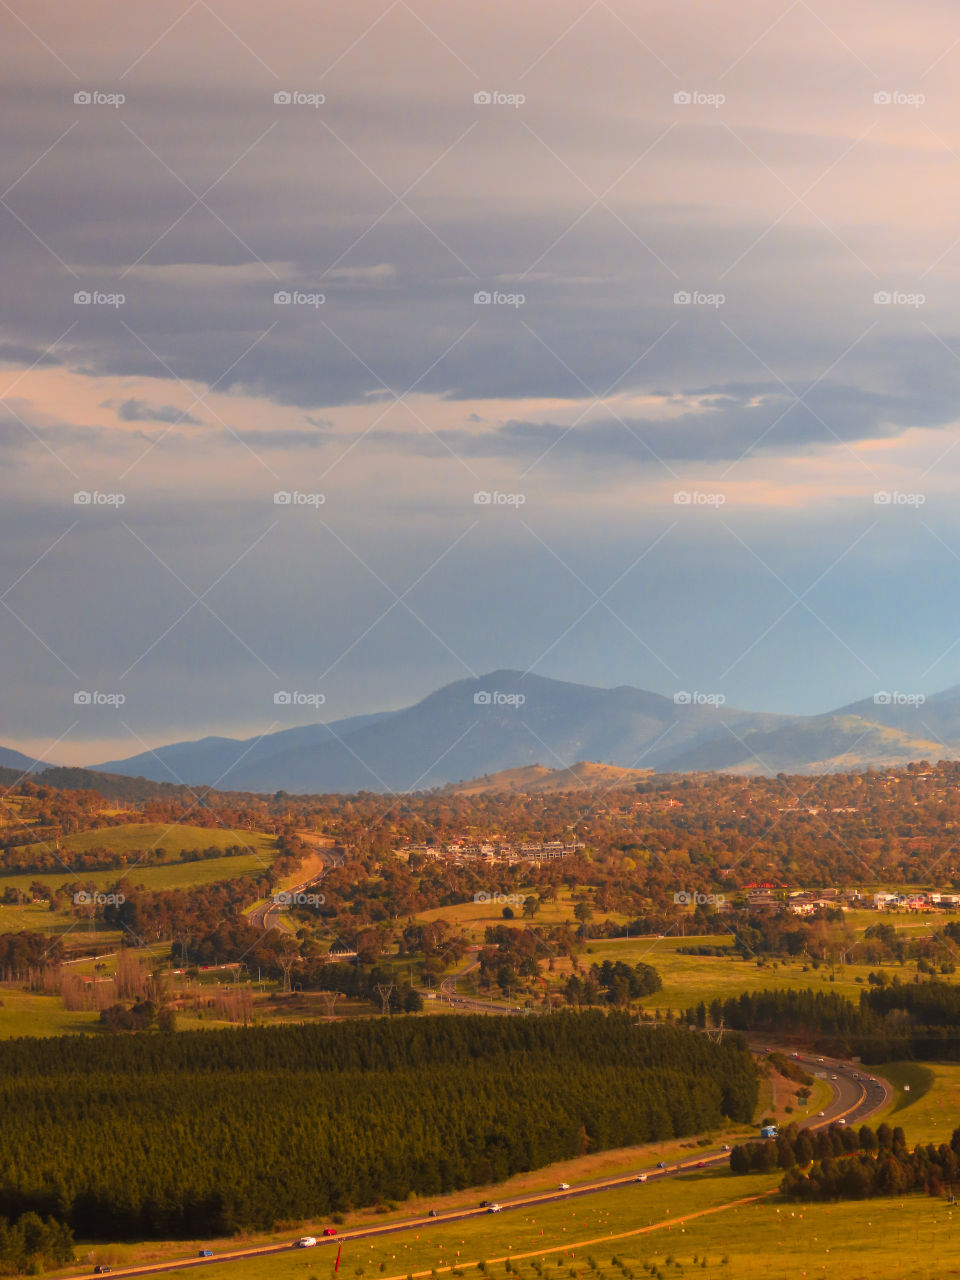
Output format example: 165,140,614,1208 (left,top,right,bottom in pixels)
414,890,630,937
14,821,278,866
0,898,127,938
66,1172,780,1277
422,892,960,1013
579,934,958,1009
0,846,271,939
445,930,946,1012
0,852,271,900
870,1060,960,1143
66,1171,960,1280
0,989,101,1037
